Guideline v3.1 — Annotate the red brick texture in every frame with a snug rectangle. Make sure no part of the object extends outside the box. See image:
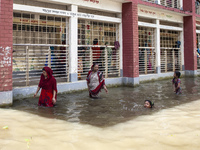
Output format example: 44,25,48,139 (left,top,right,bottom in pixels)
122,2,139,78
183,16,197,70
0,0,13,91
183,0,197,71
183,0,195,13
